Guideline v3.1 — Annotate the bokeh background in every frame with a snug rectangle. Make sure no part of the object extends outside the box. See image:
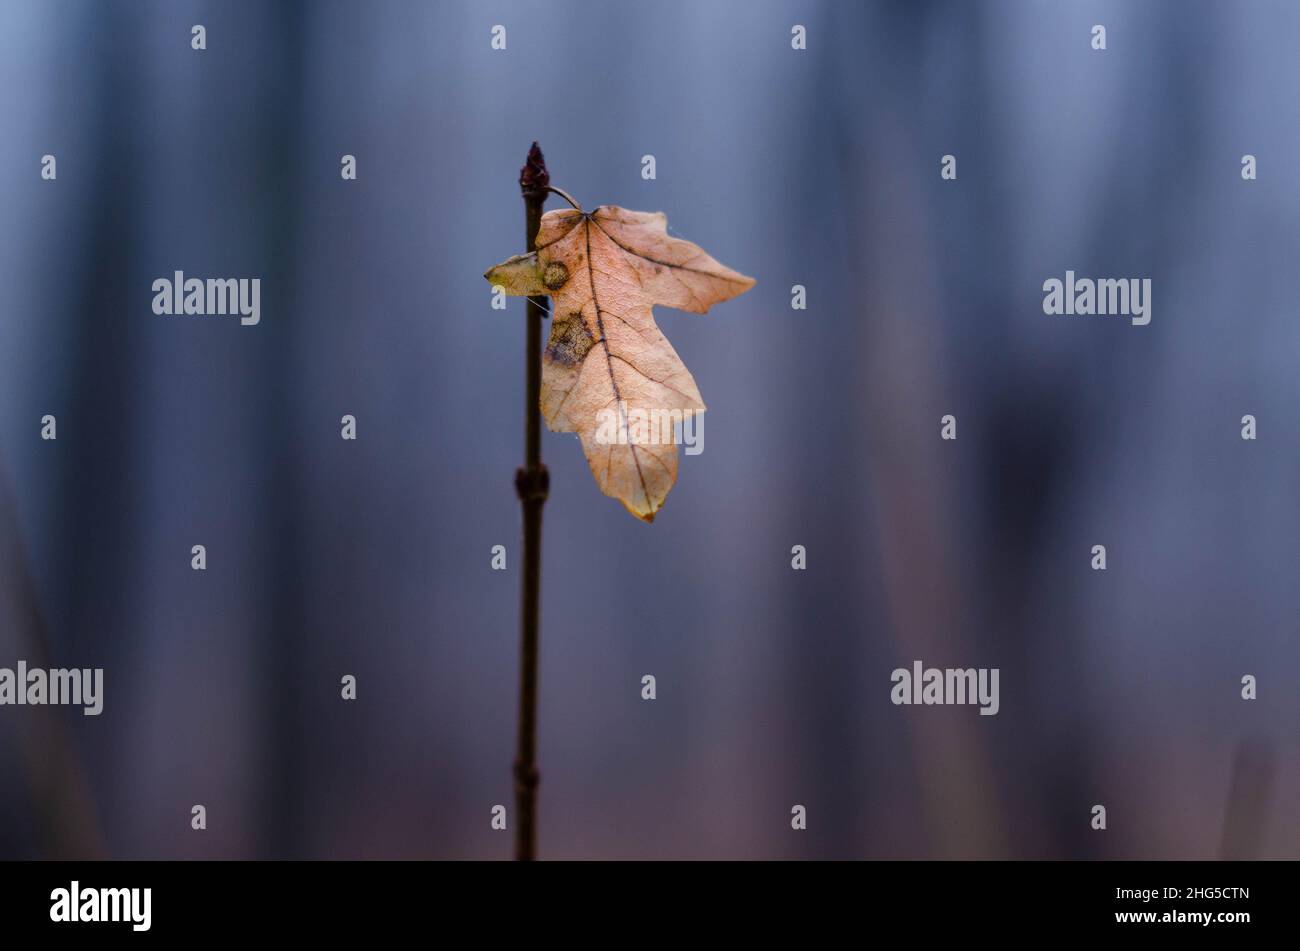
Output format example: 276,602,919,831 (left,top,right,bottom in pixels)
1,0,1297,860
